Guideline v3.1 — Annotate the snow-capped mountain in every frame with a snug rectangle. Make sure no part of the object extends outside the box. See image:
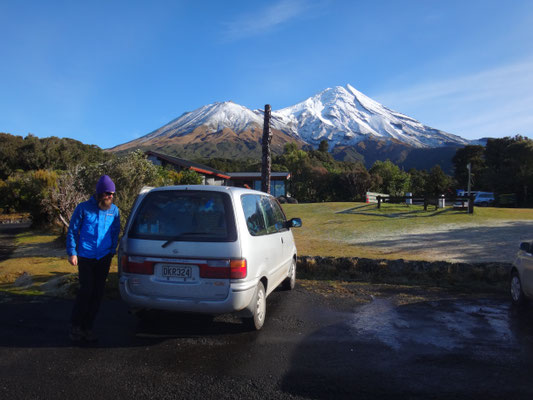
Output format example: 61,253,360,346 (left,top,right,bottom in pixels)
271,84,468,148
111,84,470,160
134,101,267,145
